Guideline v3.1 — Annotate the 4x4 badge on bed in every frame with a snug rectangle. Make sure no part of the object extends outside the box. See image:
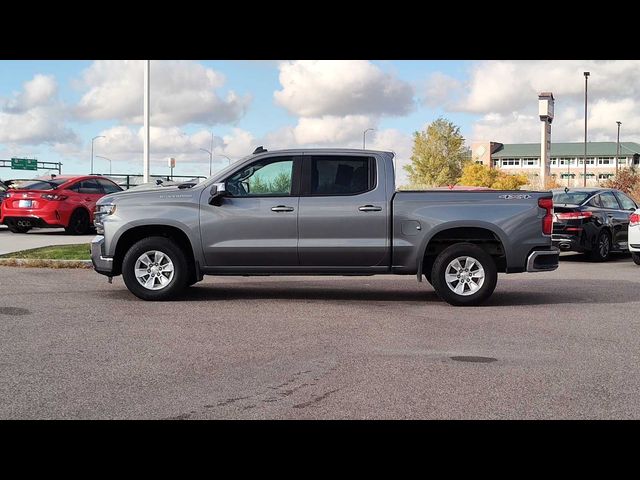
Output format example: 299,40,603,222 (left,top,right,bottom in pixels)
498,194,532,199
